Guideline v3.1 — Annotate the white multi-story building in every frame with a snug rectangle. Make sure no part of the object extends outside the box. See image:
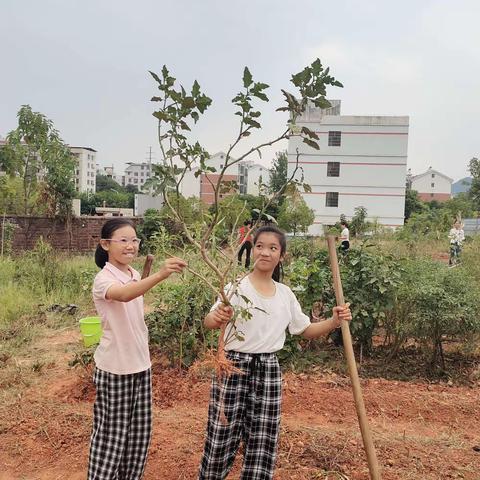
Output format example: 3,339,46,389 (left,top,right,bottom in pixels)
238,161,268,195
287,101,409,234
125,162,152,190
411,167,452,202
70,147,97,193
